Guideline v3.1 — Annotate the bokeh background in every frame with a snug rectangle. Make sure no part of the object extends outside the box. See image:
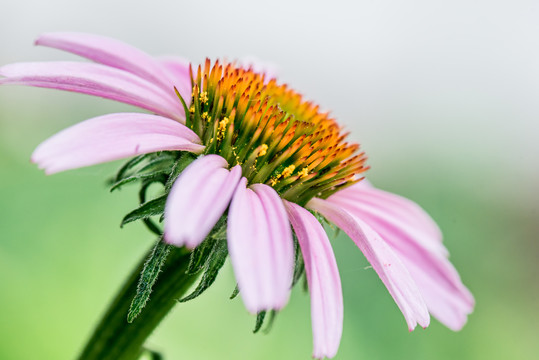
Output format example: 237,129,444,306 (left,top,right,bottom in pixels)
1,1,538,359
